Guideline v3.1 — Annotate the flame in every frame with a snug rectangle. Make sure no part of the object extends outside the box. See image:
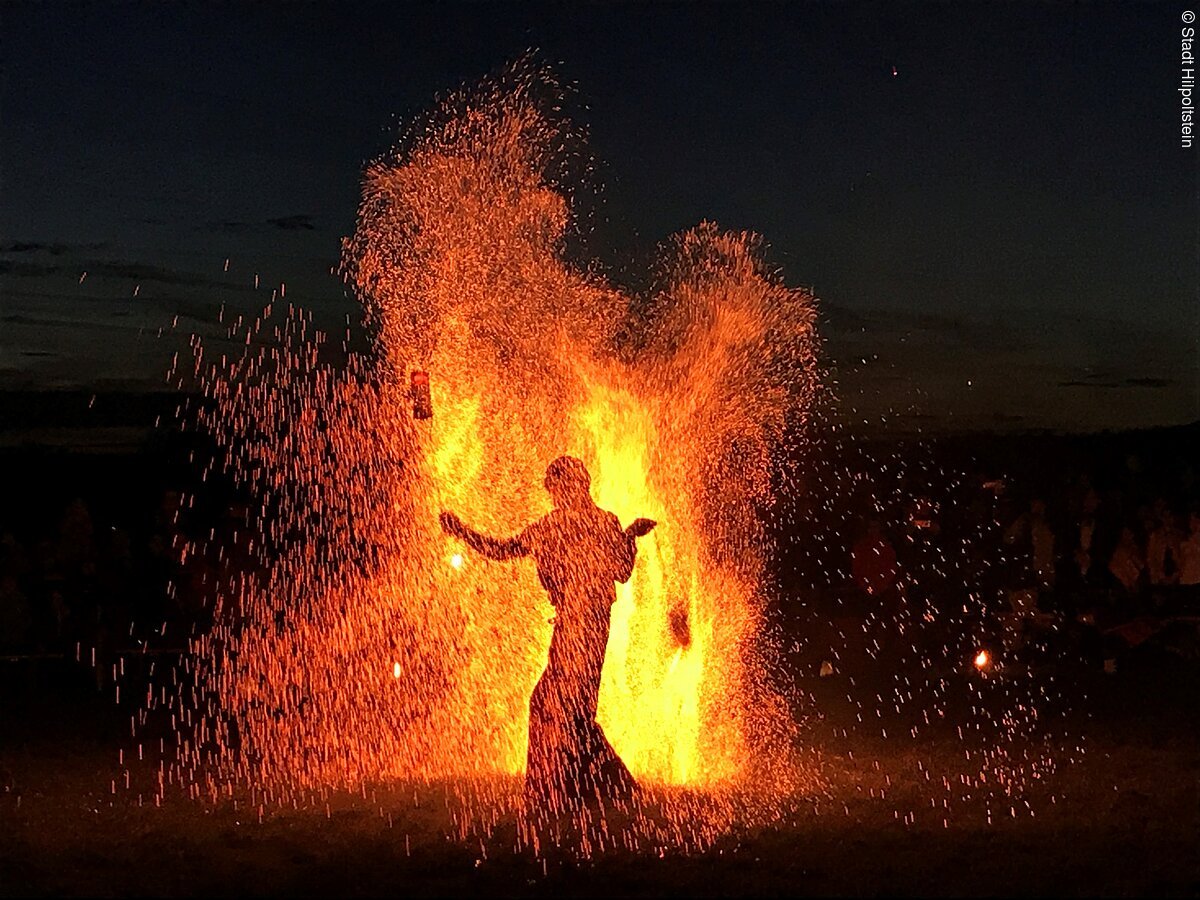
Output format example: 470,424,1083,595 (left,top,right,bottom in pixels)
188,63,817,808
974,649,990,669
